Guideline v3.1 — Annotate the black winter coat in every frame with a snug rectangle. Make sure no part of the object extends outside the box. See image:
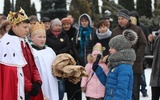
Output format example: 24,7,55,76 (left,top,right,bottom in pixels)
46,30,71,55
